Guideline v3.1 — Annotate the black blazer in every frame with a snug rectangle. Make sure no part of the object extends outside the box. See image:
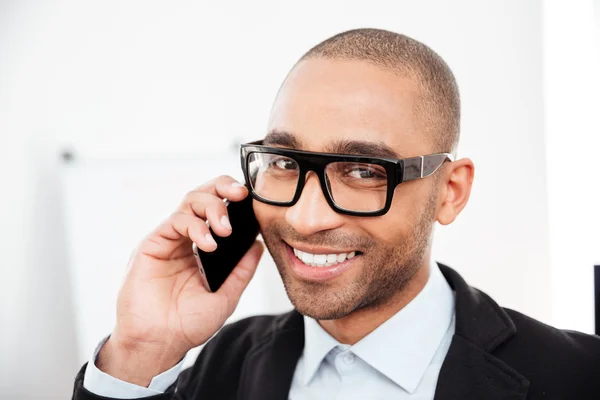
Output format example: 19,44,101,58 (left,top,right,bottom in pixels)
72,264,600,399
